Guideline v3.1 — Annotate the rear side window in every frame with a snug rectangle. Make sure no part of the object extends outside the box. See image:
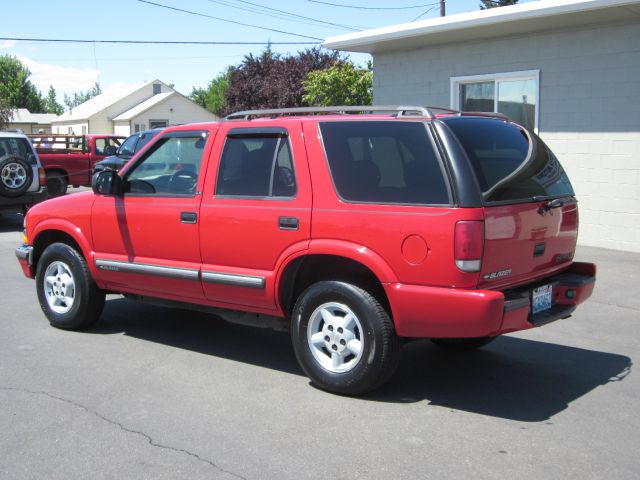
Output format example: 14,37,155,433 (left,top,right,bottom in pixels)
216,135,296,198
320,121,449,205
443,117,574,202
